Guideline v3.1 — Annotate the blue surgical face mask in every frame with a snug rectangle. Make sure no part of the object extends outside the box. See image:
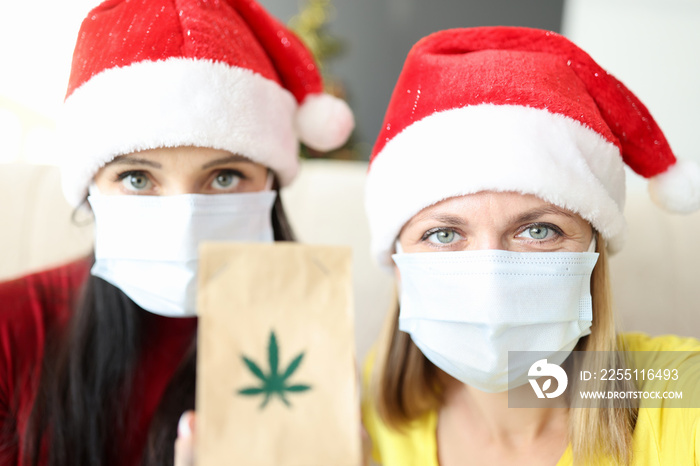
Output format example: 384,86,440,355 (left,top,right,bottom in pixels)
88,185,276,317
393,239,598,392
